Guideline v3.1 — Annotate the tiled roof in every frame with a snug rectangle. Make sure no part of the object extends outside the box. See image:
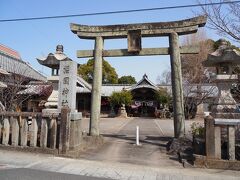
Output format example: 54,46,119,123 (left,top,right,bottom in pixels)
0,81,7,88
0,68,10,75
101,83,218,98
17,84,53,96
77,75,92,91
0,44,46,81
130,74,158,91
0,44,21,59
101,84,131,96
